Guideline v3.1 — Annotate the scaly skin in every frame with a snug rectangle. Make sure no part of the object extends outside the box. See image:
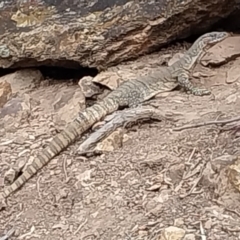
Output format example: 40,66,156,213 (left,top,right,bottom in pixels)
169,31,229,95
0,31,229,201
